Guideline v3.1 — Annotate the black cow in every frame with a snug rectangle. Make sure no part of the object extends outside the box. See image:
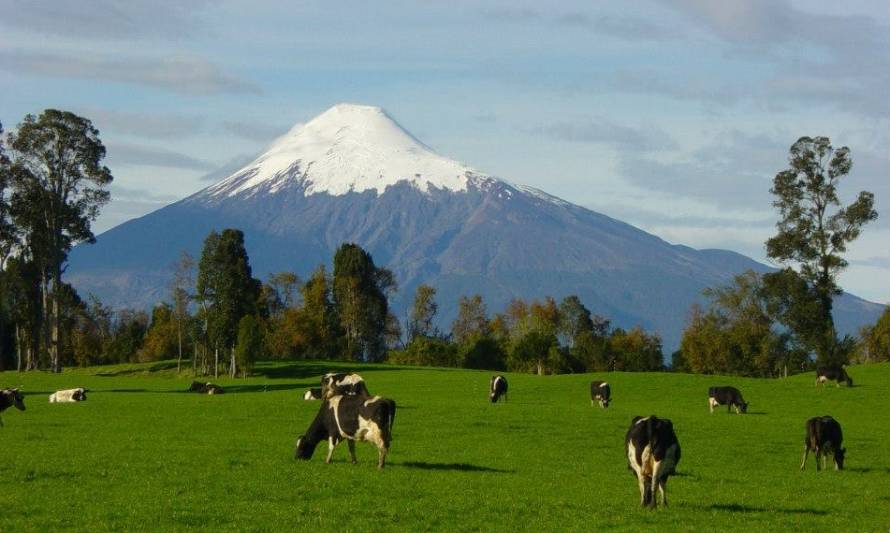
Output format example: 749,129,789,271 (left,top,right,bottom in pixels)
321,372,369,399
295,394,396,468
625,415,681,508
816,365,853,387
489,375,508,403
708,386,748,414
800,416,845,471
303,388,323,400
590,380,611,408
0,388,26,426
188,381,224,395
